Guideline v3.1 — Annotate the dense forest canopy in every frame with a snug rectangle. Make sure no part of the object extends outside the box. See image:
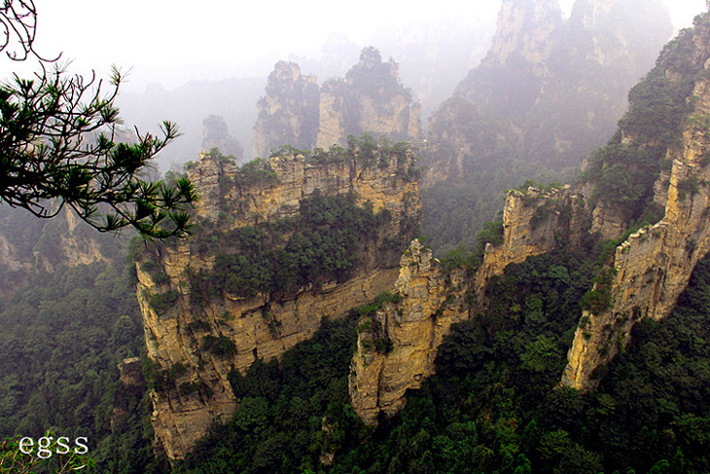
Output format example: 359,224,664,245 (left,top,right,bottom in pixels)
2,3,710,474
